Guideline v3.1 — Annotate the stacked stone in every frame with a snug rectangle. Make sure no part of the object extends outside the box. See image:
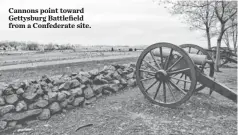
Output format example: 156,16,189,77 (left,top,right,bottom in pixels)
0,63,136,130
